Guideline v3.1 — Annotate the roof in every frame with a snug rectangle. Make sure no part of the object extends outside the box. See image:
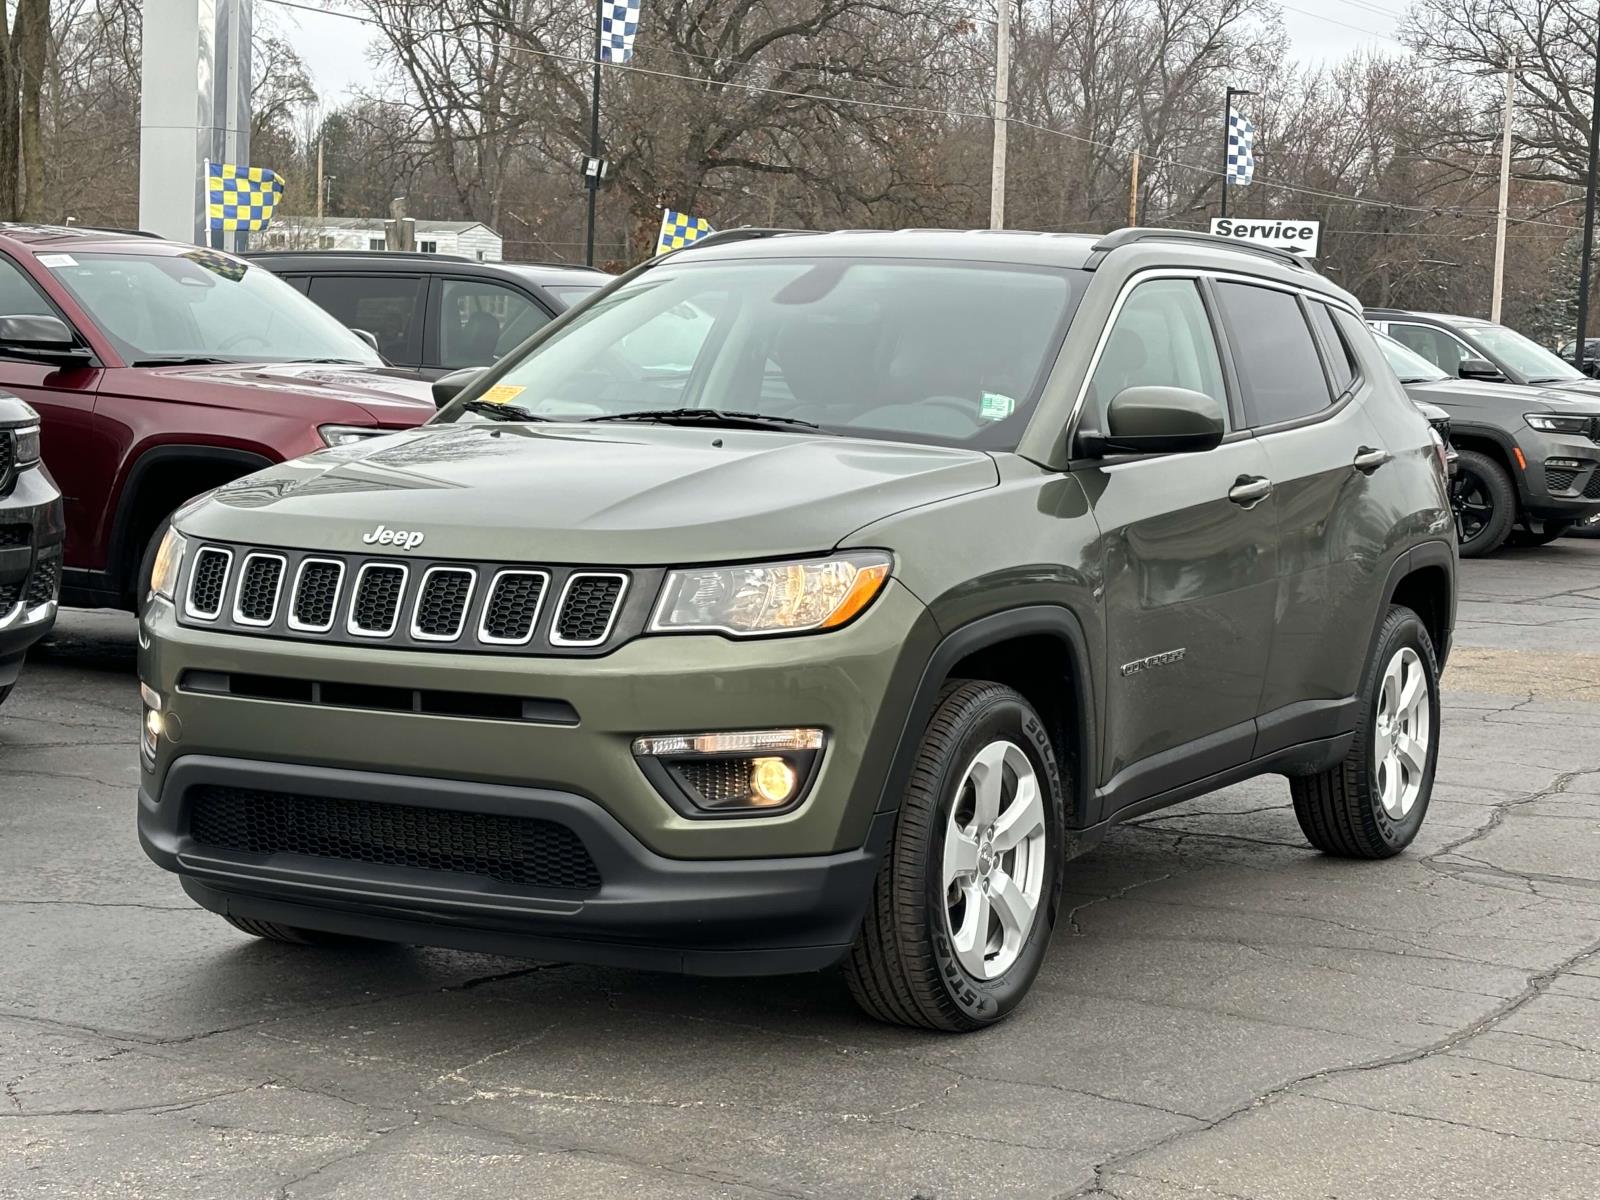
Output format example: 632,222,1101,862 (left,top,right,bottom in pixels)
276,216,501,237
1367,308,1493,328
244,249,610,286
0,223,170,252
